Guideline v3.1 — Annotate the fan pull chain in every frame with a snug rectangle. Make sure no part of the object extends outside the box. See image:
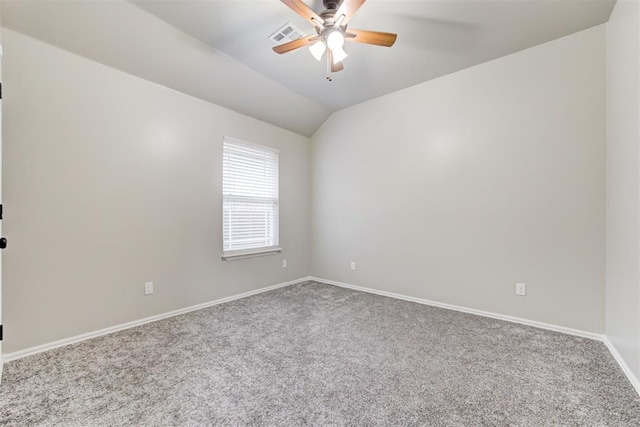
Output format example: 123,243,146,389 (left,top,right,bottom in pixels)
326,53,333,82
